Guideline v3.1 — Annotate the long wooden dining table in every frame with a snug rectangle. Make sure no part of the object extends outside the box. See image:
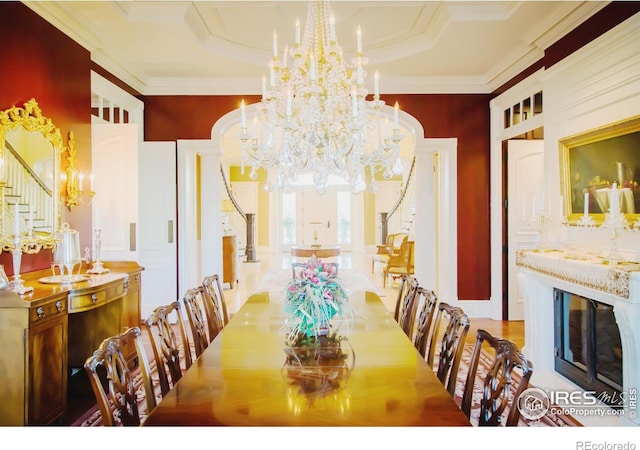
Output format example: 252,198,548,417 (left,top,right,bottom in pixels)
143,290,472,426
